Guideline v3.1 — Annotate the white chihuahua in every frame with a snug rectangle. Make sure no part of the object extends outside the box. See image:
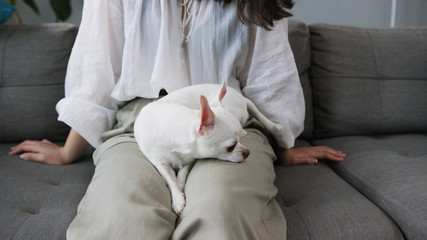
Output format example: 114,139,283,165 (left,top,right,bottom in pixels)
134,82,282,214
